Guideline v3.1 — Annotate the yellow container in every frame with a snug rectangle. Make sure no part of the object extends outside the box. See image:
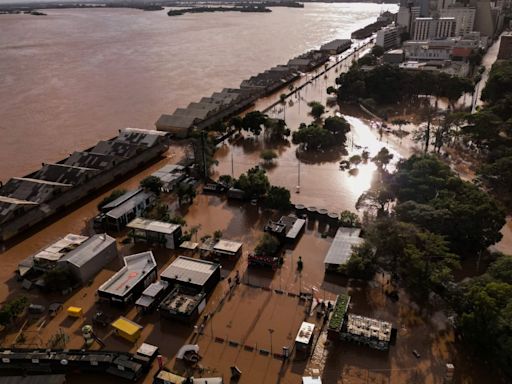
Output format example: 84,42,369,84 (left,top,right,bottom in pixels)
67,306,83,318
111,316,143,343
